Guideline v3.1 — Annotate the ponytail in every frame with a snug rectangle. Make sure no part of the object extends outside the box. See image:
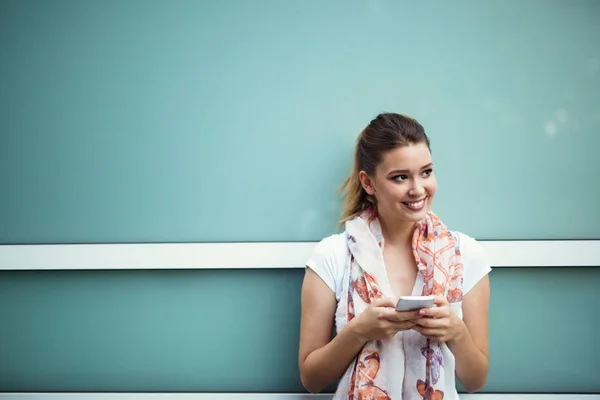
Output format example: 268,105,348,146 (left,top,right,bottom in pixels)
338,132,373,228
